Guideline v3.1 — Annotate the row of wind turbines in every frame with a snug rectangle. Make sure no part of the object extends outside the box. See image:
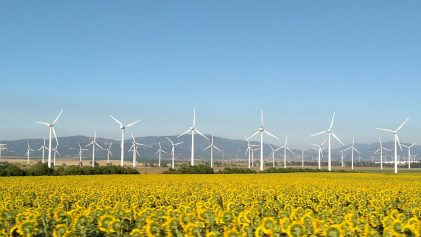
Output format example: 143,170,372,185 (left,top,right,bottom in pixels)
1,109,415,174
